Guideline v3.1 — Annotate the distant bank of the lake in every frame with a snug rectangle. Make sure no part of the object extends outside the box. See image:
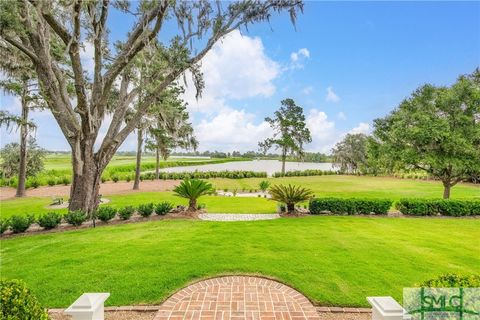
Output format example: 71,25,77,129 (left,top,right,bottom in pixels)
160,160,336,176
